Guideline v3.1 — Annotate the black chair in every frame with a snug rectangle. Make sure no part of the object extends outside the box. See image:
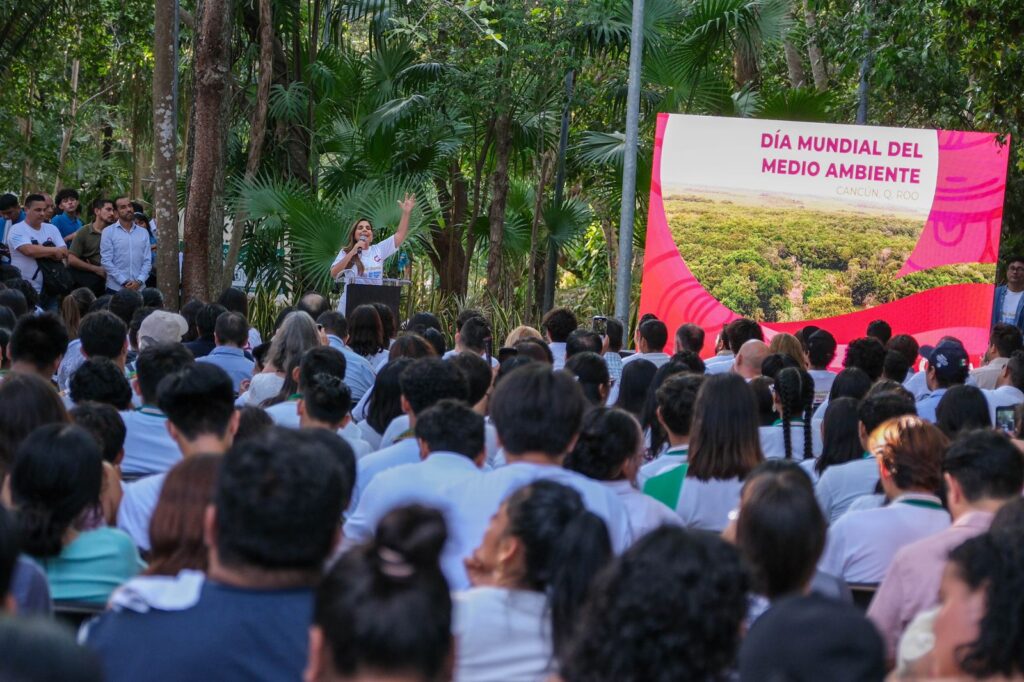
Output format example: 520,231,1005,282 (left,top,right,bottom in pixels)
848,583,879,612
53,600,105,630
